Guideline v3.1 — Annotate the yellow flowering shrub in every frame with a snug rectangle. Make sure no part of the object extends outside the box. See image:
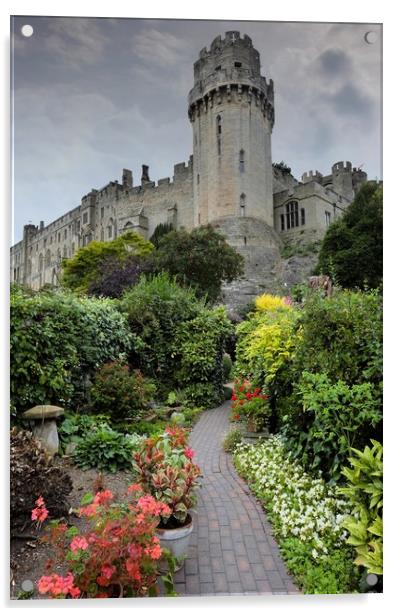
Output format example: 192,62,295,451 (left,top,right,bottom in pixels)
235,309,300,386
255,294,292,313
